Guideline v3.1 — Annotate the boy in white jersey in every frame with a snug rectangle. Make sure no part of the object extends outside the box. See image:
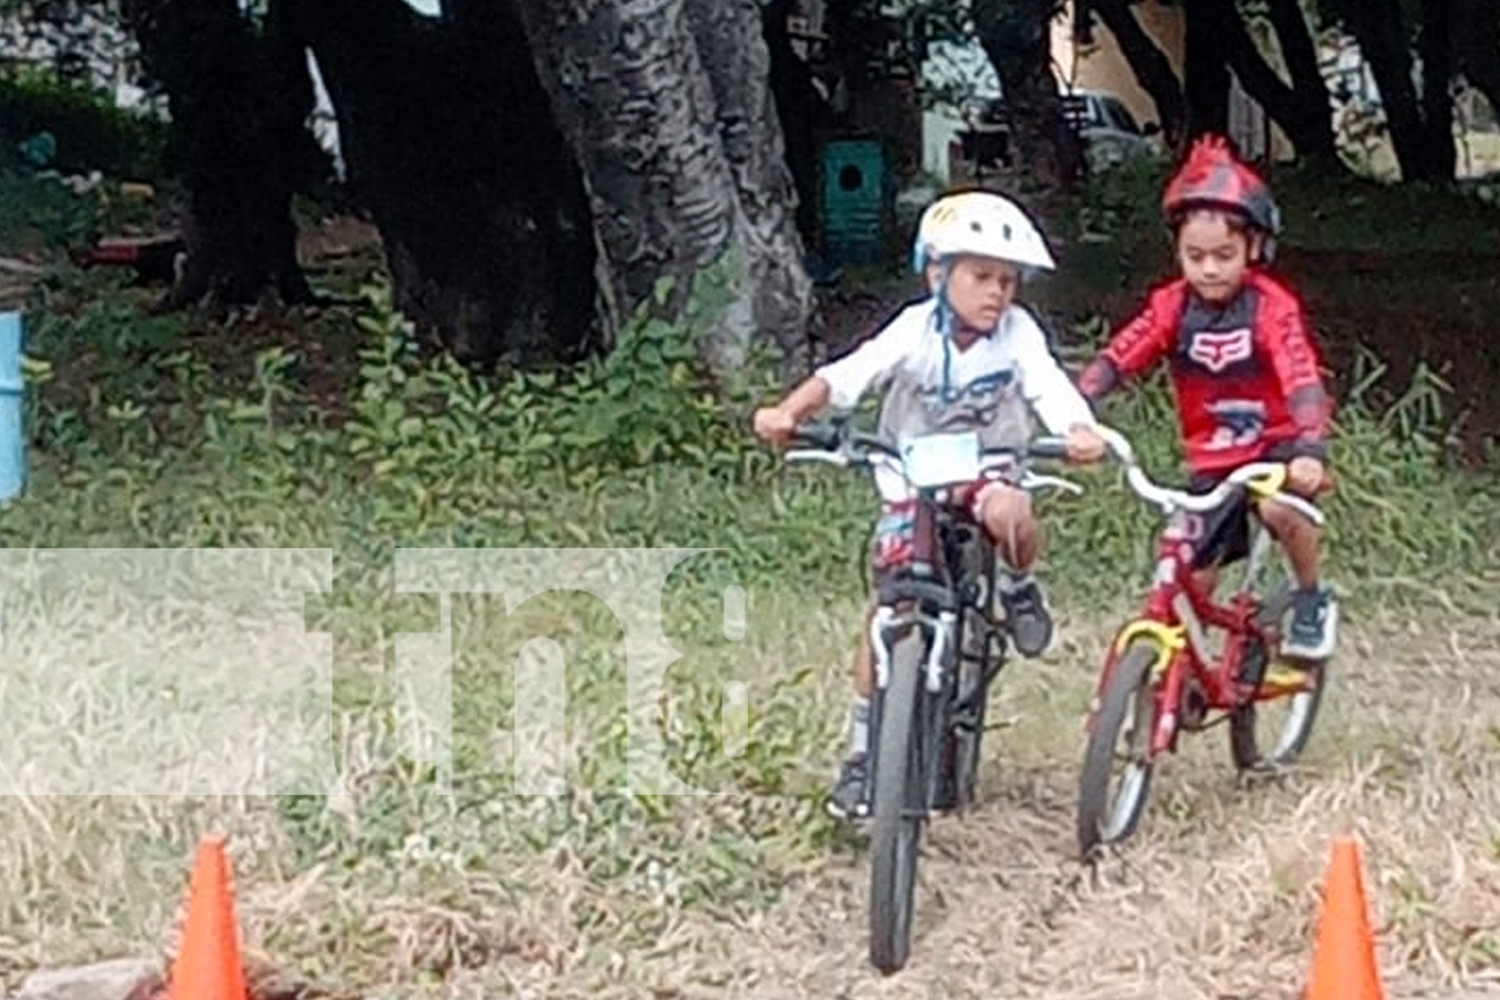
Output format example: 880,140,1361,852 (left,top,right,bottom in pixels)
754,189,1106,818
